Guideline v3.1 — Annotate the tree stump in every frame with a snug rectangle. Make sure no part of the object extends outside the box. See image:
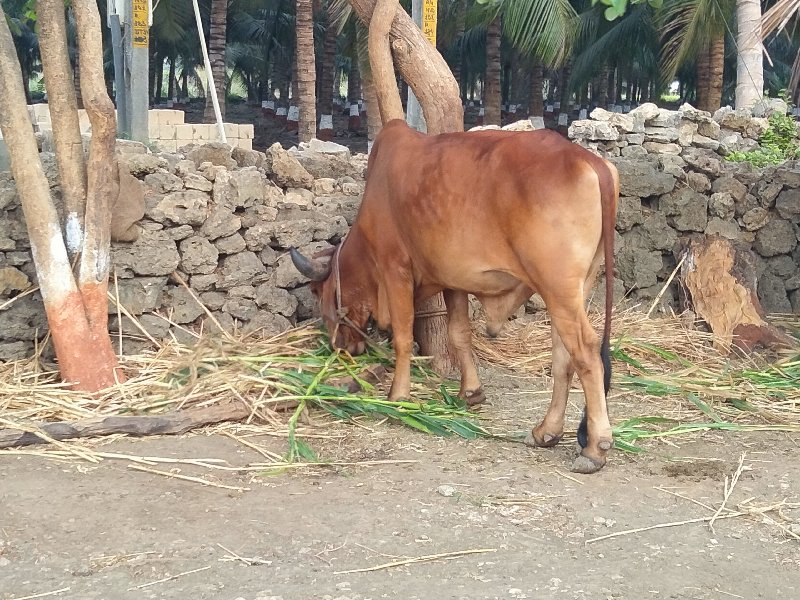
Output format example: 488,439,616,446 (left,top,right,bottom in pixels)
679,235,795,353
